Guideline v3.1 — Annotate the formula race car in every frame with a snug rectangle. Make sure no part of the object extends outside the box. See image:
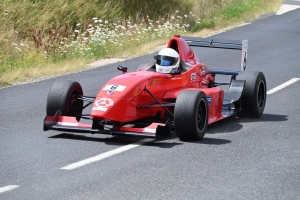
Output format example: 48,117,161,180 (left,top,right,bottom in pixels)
44,35,266,141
